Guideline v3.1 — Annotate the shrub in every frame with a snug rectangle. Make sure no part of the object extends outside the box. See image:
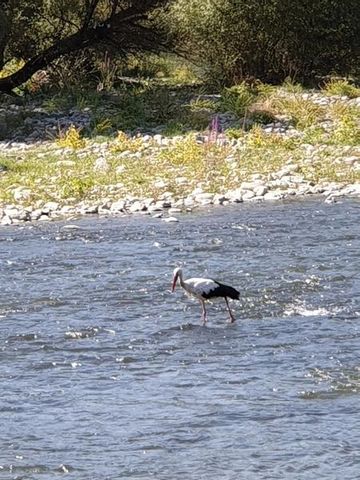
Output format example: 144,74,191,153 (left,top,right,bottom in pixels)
157,135,204,167
110,131,145,153
220,83,256,117
167,0,360,85
248,109,276,125
225,128,244,139
56,125,86,149
269,96,325,130
281,78,305,94
59,176,95,199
